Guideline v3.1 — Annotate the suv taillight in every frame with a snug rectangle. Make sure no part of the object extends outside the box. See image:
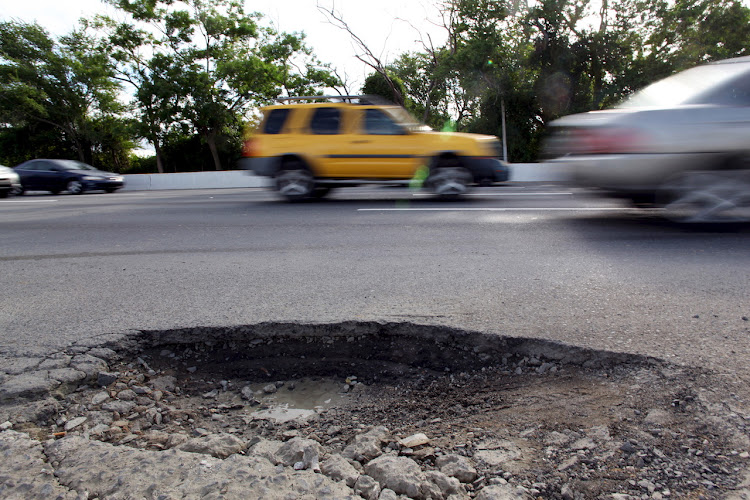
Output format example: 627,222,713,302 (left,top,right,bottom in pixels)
243,139,259,158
